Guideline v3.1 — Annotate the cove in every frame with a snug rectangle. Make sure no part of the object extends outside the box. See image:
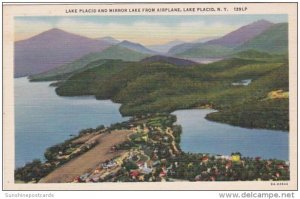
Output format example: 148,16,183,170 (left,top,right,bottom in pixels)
172,109,288,160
